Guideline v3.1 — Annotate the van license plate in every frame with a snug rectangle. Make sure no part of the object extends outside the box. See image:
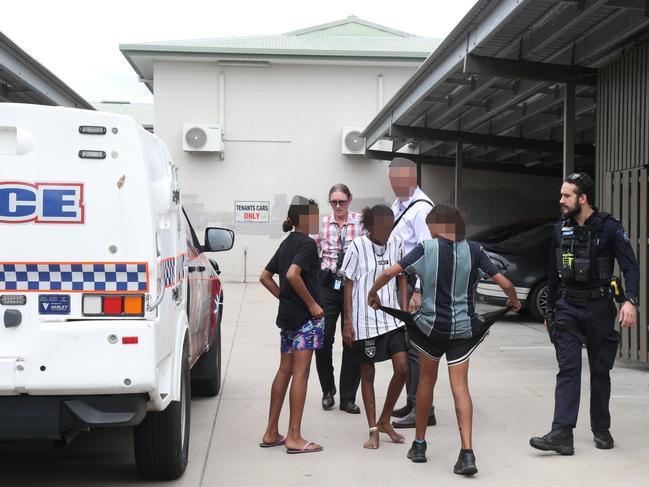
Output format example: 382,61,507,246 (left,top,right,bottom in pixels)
38,295,71,315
